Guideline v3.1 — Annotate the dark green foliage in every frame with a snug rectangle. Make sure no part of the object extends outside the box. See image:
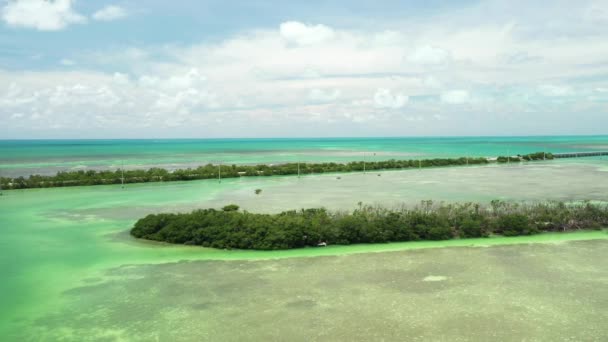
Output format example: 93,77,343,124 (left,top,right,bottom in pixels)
0,156,495,190
497,151,553,163
497,156,520,163
130,201,608,250
459,217,489,238
496,213,536,236
0,152,559,190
